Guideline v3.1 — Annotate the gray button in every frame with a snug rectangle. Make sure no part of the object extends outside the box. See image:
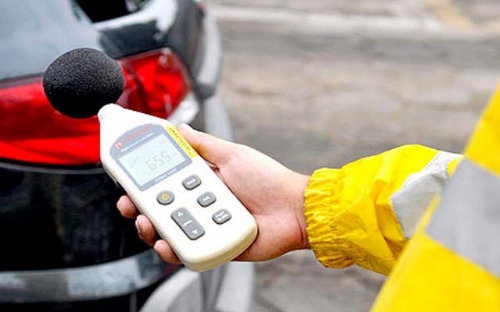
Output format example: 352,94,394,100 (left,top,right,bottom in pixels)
157,191,174,205
197,192,216,207
213,209,232,225
182,175,201,190
171,208,205,240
